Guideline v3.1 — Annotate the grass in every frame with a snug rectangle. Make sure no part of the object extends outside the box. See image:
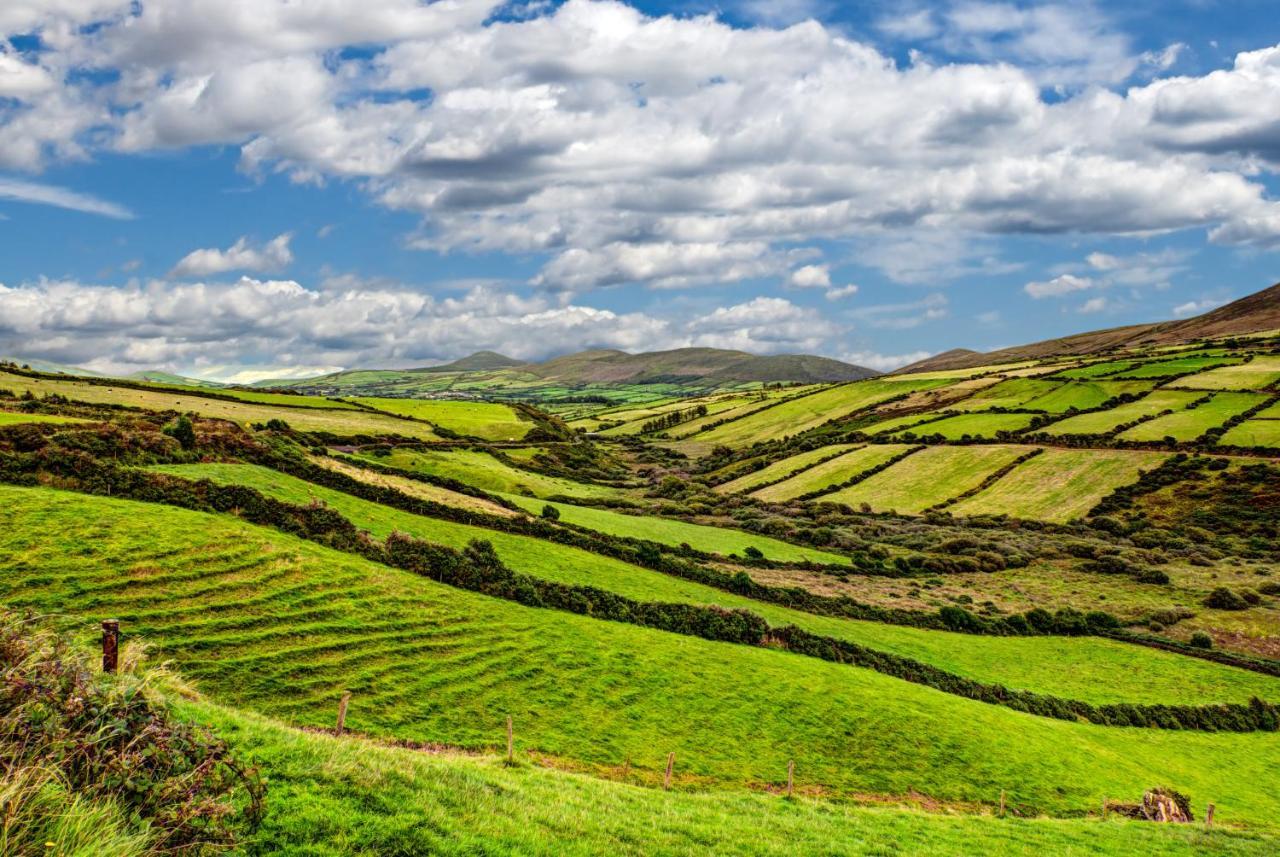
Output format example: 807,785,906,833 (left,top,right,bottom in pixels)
948,379,1058,411
1053,361,1137,379
1018,380,1156,413
354,447,627,499
752,445,915,503
309,455,520,517
1174,357,1280,391
1218,420,1280,448
0,370,438,440
4,486,1280,827
714,444,862,494
948,449,1167,523
1041,390,1206,436
186,698,1280,856
350,398,531,441
0,410,90,426
685,379,951,447
823,445,1030,514
1253,400,1280,419
499,494,849,564
1111,357,1244,379
1120,393,1268,442
887,412,1037,440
